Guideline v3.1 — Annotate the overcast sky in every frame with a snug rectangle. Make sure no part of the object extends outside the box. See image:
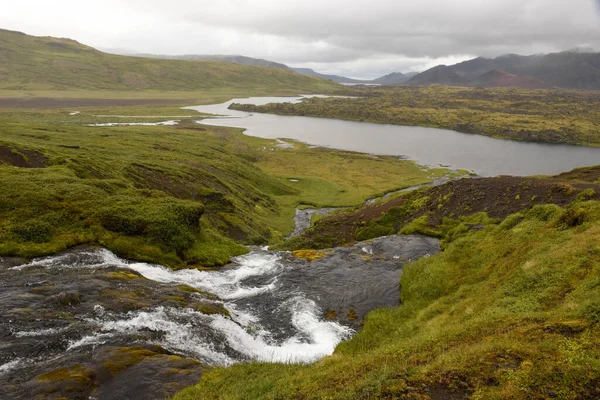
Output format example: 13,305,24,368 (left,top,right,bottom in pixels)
2,0,600,79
